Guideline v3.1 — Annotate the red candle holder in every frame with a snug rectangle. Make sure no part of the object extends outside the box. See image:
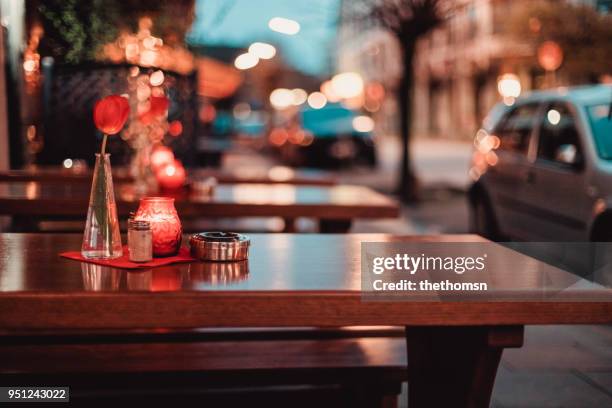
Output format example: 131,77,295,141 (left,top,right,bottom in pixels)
135,197,182,256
